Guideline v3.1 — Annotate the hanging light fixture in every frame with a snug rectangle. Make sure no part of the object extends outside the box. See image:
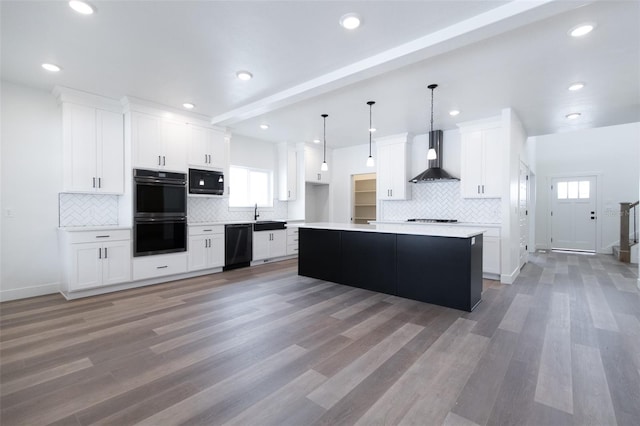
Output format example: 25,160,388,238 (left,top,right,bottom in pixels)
366,101,375,167
321,114,329,171
427,84,438,160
